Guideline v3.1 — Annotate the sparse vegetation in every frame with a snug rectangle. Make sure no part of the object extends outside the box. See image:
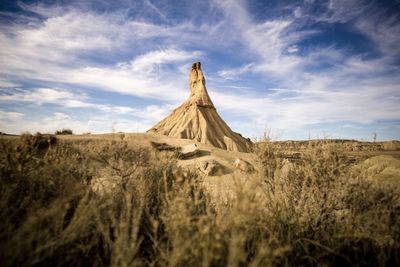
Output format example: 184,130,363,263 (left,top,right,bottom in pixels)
0,134,399,266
